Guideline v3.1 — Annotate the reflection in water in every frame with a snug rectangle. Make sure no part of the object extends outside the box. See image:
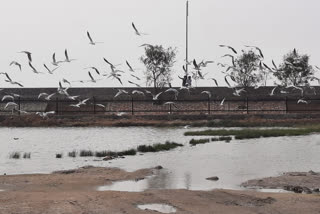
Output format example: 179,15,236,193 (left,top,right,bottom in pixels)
184,172,191,190
137,204,177,213
147,169,172,189
98,170,173,192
